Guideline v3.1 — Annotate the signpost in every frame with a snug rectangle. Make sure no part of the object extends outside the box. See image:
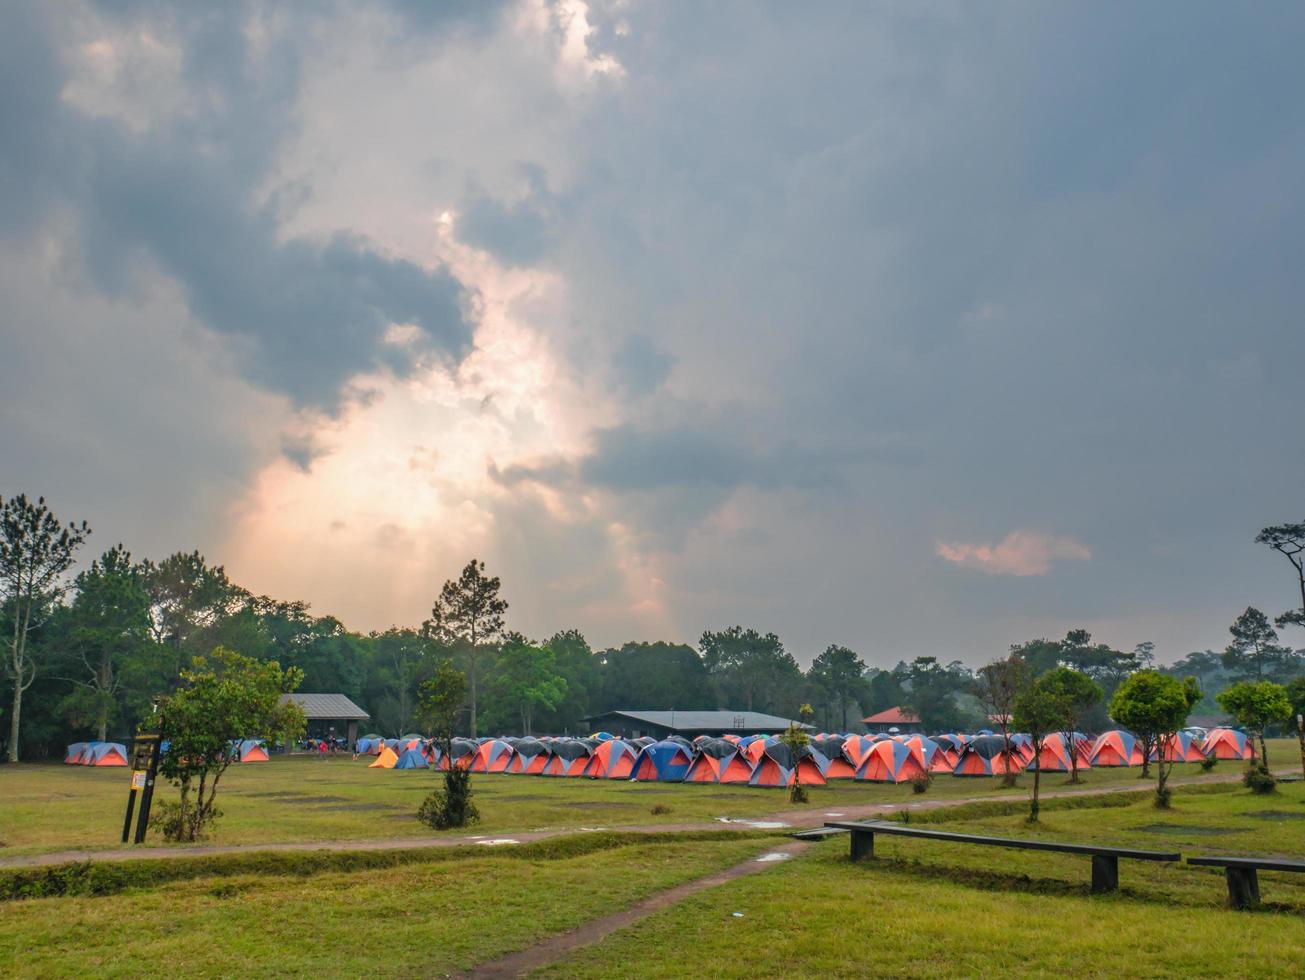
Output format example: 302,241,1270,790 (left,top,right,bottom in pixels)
121,733,161,844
